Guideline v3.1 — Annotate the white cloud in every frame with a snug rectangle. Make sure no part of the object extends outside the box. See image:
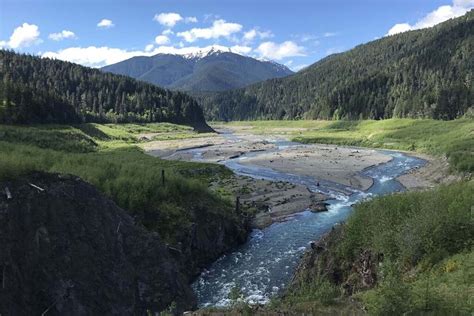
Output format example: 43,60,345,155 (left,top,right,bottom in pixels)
162,29,174,35
1,22,42,49
153,13,183,27
243,29,257,41
48,30,76,41
387,23,412,36
386,0,473,35
155,35,170,45
230,45,252,55
43,46,134,67
97,19,114,28
145,44,154,52
42,44,253,68
255,41,305,60
243,28,273,42
177,19,242,42
185,16,198,23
